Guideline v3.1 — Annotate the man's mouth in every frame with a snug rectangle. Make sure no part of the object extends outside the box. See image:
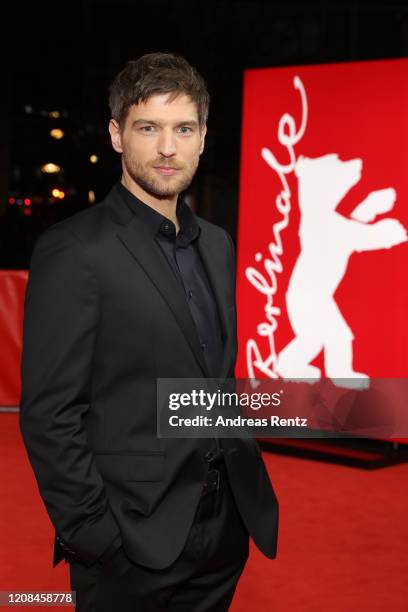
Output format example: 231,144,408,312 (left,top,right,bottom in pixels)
153,166,180,176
